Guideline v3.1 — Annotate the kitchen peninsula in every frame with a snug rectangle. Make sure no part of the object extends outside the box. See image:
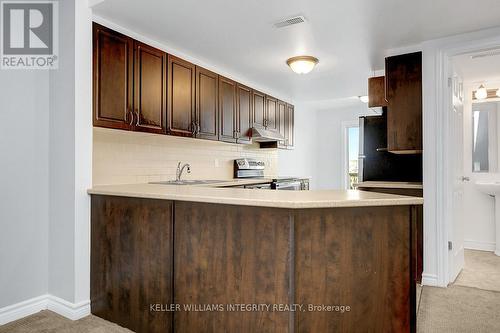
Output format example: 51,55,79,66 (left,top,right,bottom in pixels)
88,184,423,333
